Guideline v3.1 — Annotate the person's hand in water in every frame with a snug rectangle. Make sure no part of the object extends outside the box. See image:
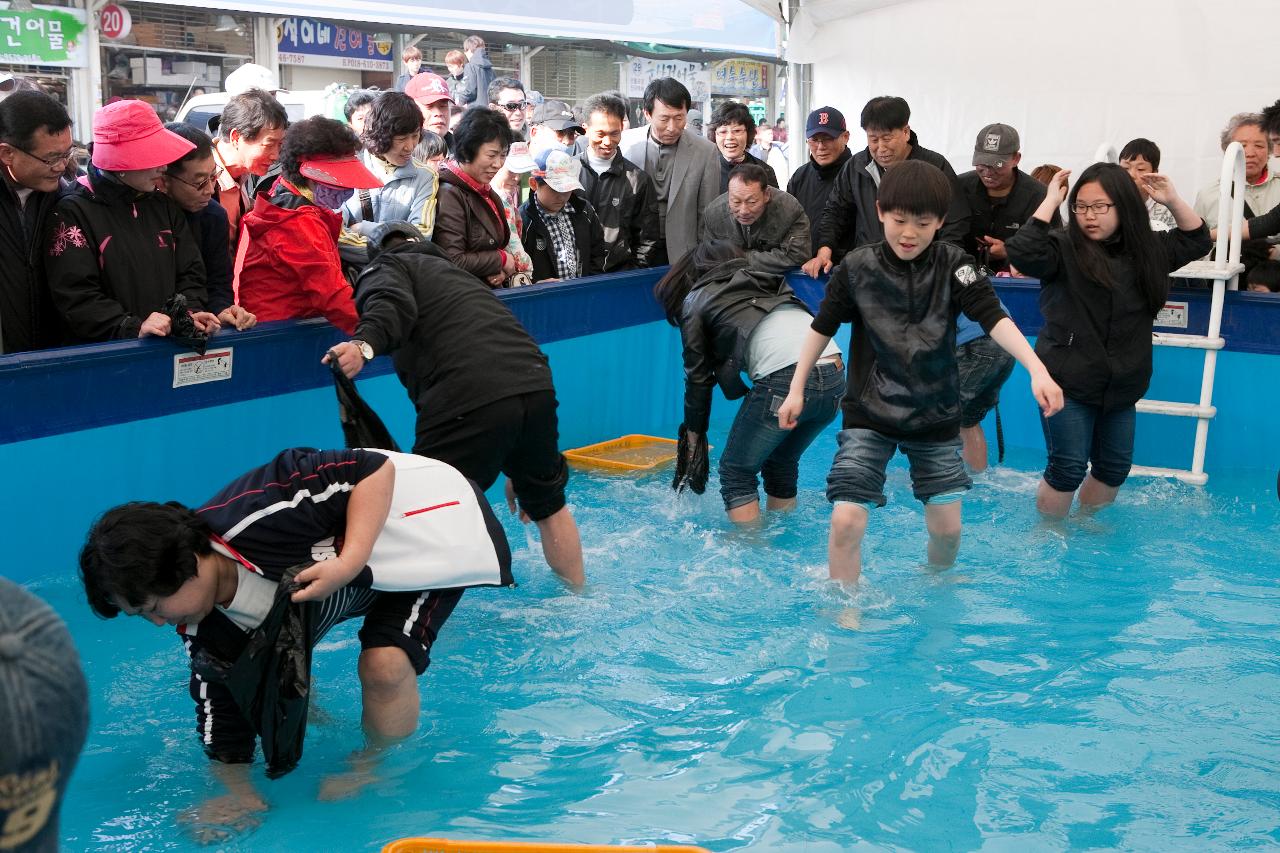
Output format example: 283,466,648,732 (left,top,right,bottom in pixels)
179,764,267,846
505,478,530,523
